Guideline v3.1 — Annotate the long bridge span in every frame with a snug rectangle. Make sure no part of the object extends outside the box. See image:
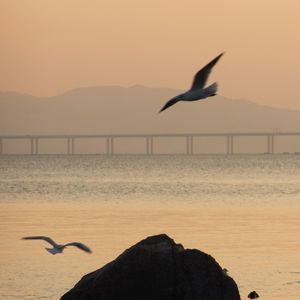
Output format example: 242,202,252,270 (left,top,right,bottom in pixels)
0,132,300,155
